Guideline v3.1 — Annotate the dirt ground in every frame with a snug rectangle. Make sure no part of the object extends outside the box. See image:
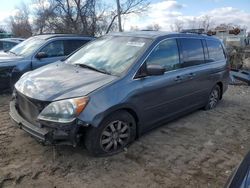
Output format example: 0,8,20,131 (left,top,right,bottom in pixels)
0,85,250,188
